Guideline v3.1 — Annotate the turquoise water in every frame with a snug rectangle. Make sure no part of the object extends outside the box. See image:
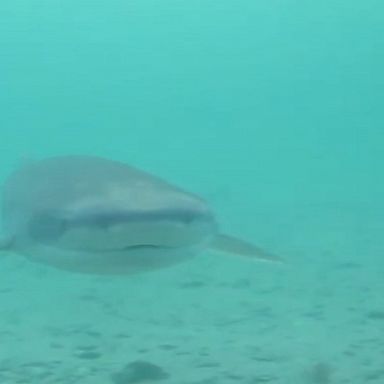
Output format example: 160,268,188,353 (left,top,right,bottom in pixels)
1,1,383,383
